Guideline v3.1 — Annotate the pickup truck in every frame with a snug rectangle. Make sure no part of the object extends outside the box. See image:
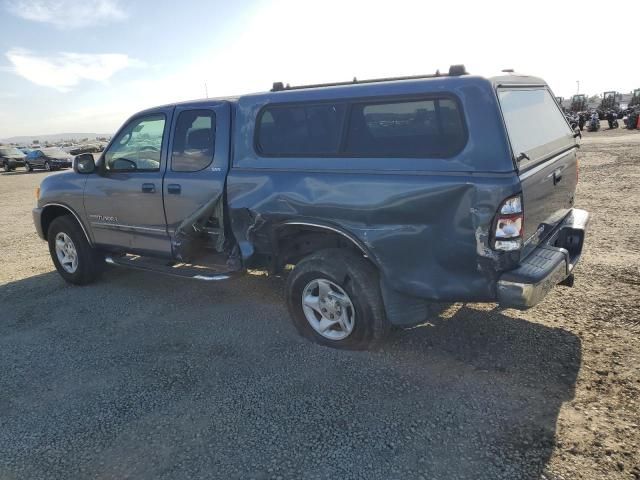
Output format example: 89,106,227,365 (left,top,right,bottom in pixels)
33,66,590,349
